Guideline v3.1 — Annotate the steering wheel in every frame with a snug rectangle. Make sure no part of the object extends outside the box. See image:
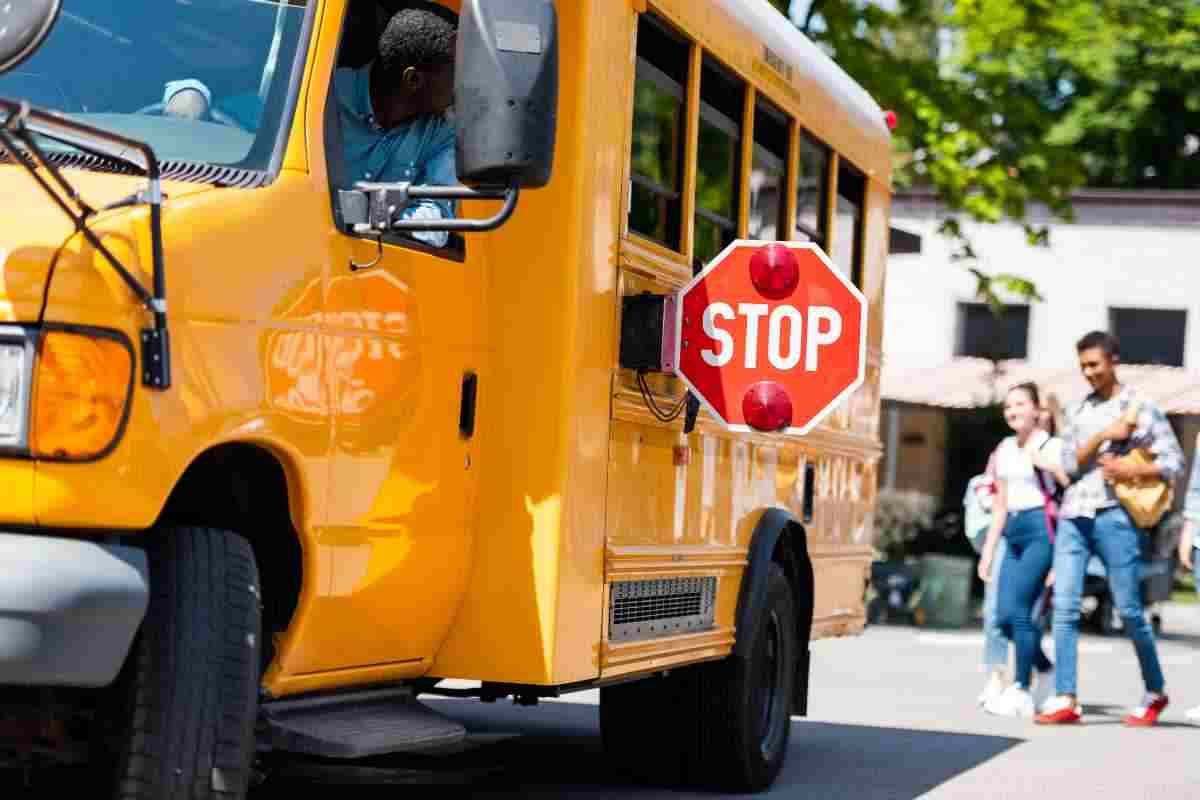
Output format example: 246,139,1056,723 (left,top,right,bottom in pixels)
134,101,247,131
